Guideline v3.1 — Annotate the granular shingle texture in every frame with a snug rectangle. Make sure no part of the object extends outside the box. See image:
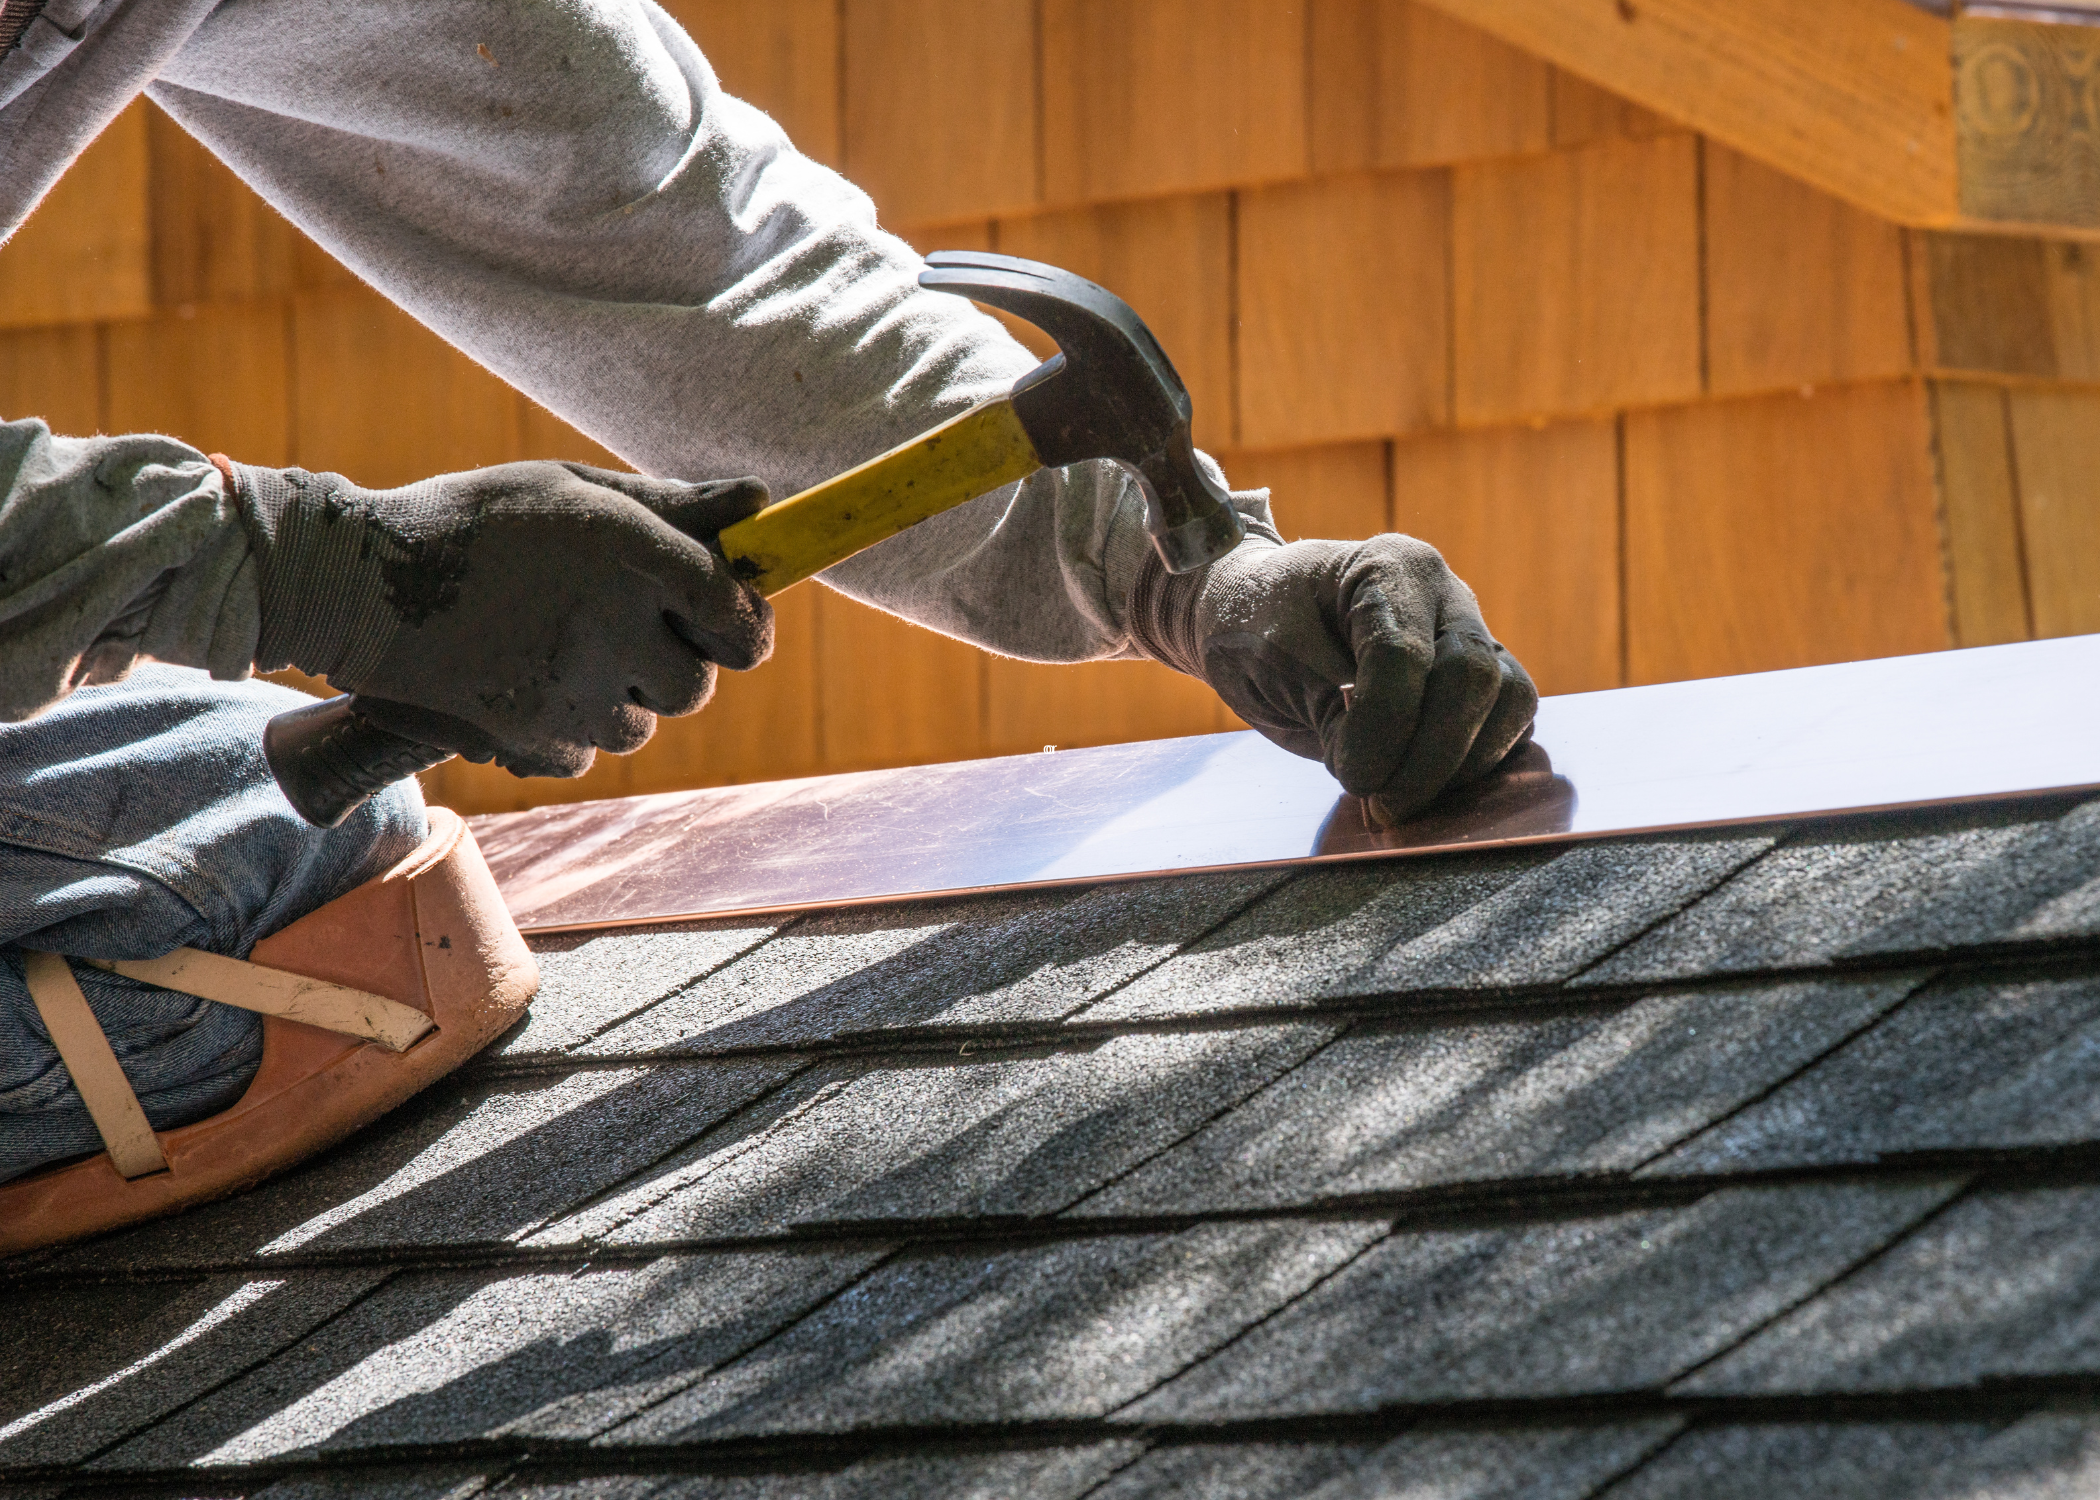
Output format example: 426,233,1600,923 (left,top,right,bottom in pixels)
11,791,2100,1496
